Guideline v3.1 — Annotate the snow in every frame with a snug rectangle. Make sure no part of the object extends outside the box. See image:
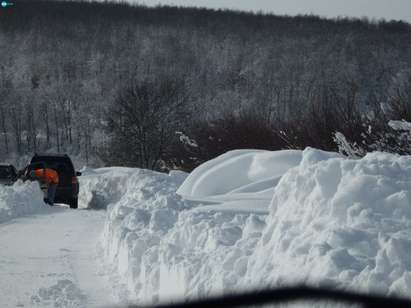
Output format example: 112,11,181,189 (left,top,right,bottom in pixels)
0,208,112,307
177,149,302,207
80,167,189,304
389,120,411,131
0,180,49,223
78,167,140,210
92,148,411,305
245,149,411,296
2,147,411,306
0,176,112,307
